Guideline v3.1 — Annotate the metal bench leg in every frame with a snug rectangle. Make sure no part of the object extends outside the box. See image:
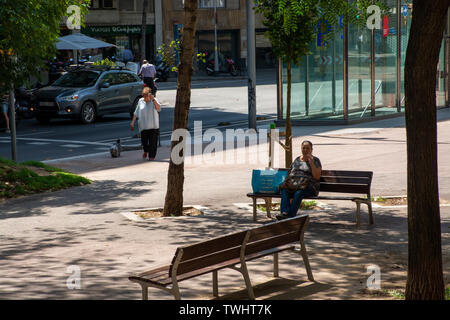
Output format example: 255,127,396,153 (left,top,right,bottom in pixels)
230,264,255,300
252,197,257,222
241,263,255,300
368,202,374,224
273,252,279,277
355,201,361,228
264,198,272,218
140,284,148,300
300,240,314,282
213,270,219,297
